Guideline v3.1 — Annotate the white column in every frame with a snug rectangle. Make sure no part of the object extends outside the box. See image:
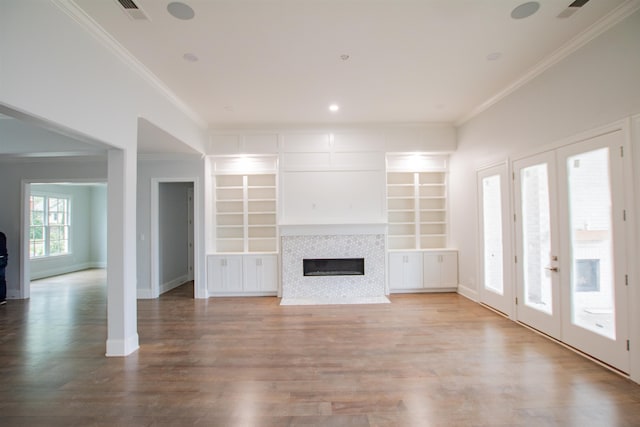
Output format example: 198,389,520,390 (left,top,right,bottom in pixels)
106,148,139,356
